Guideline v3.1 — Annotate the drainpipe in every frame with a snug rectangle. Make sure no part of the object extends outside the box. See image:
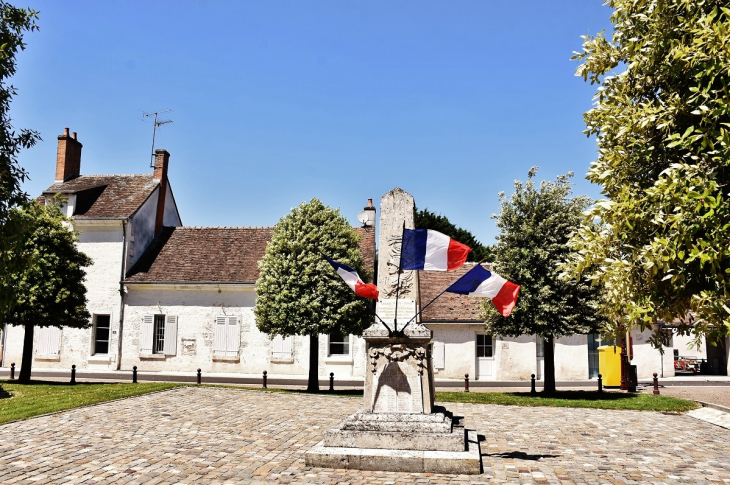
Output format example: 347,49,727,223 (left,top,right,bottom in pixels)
116,219,128,370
